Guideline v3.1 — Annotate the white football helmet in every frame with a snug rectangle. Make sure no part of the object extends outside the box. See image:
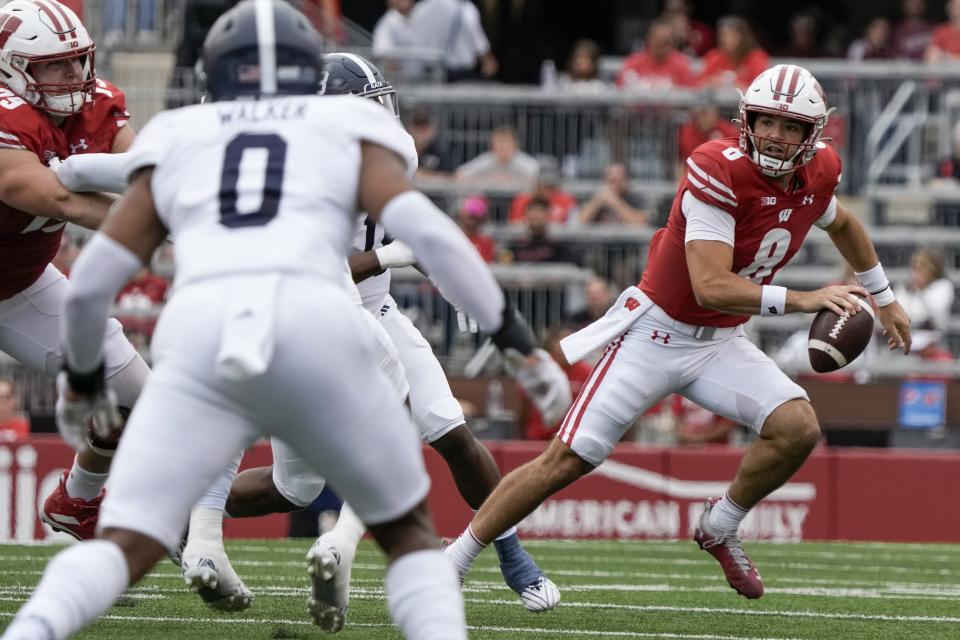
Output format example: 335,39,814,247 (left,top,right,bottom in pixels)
738,64,833,177
0,0,95,115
